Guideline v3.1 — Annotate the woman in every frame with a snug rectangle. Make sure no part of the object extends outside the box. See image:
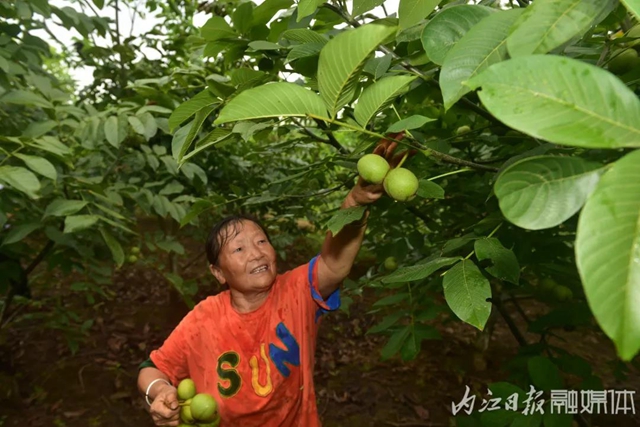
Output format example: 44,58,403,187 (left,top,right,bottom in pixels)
137,135,404,426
